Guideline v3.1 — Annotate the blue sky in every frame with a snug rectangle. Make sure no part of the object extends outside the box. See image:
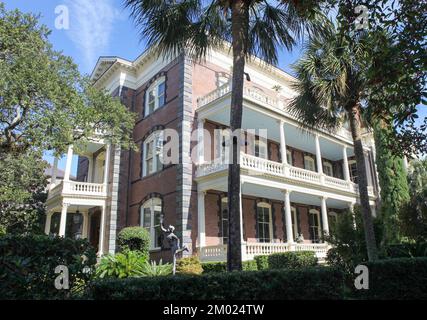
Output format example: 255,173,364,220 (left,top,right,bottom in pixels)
3,0,426,172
